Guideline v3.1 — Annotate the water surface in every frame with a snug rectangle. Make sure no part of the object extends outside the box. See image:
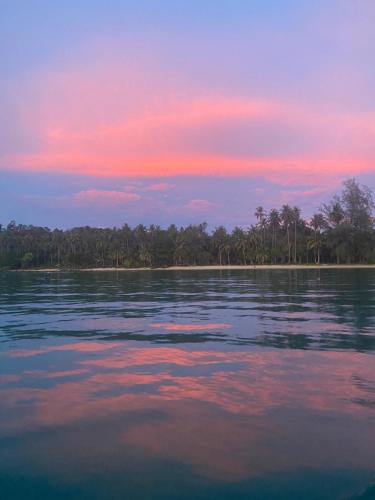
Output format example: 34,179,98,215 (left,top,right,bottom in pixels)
0,269,374,499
